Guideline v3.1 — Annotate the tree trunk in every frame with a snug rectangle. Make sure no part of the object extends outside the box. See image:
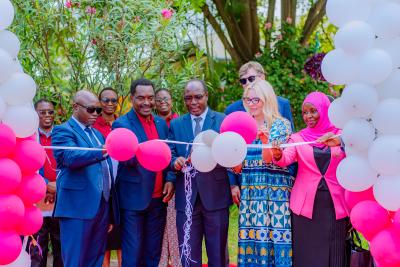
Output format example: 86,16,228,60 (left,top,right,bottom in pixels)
300,0,327,46
264,0,276,51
